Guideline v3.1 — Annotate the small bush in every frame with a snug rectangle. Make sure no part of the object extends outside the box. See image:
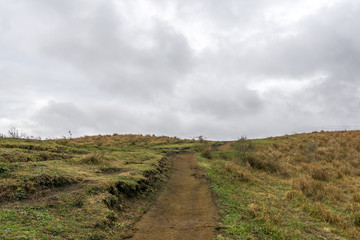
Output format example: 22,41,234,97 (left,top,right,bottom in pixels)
80,152,105,165
199,142,213,159
353,193,360,203
0,166,10,176
14,187,27,200
85,186,103,195
224,162,251,182
69,199,84,208
244,155,288,176
292,177,326,200
201,148,213,159
57,139,69,145
310,167,330,181
354,215,360,227
248,203,261,218
302,140,318,153
284,190,305,201
234,136,255,160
